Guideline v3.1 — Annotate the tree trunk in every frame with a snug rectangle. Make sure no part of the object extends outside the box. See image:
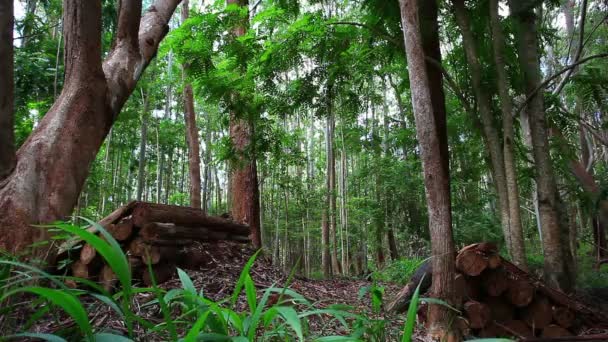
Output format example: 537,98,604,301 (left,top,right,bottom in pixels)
453,0,513,259
321,210,331,278
137,96,149,202
226,0,261,249
326,108,341,275
0,0,15,181
508,0,574,292
181,1,202,209
399,0,459,339
0,0,183,255
489,0,527,269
